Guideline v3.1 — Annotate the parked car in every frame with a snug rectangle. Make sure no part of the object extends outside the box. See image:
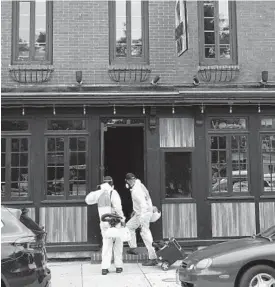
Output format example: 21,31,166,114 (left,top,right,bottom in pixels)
176,225,275,287
1,206,51,287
